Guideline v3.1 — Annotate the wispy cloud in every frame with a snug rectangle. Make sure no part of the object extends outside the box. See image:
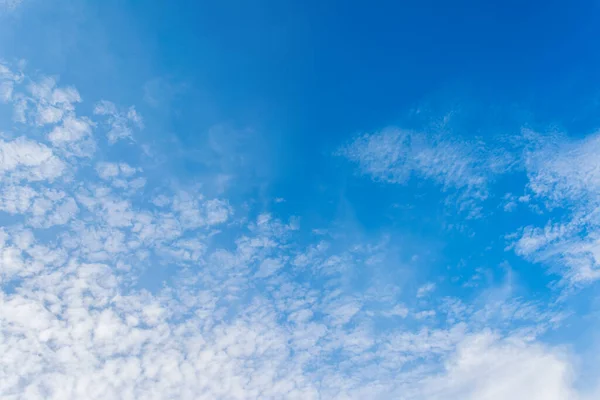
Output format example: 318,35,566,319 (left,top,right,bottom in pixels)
337,128,512,216
0,0,23,12
417,282,436,298
94,100,143,144
511,130,600,285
